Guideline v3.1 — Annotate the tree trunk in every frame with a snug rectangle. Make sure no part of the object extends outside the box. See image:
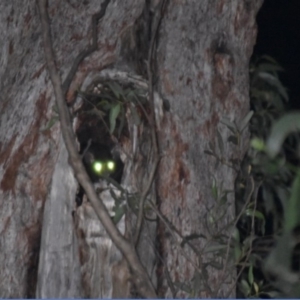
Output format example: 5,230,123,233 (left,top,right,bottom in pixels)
0,0,262,298
155,1,263,297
